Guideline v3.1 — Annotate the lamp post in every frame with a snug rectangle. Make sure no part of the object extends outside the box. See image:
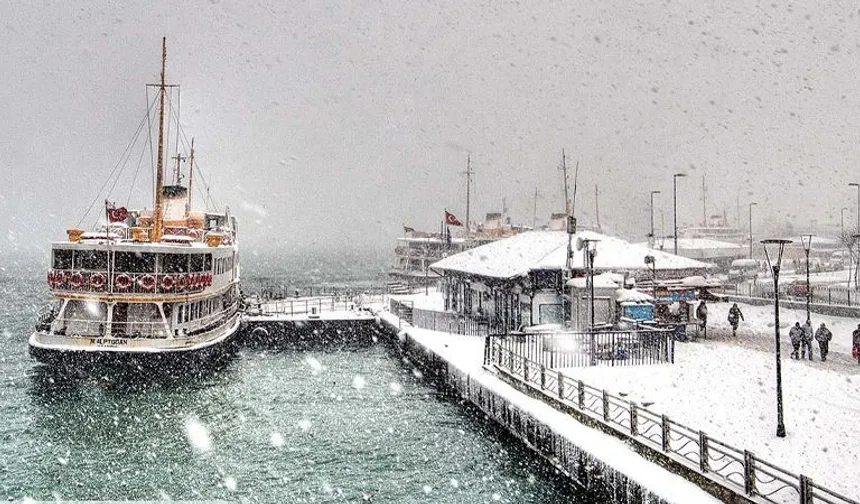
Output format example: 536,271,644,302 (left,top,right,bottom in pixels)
673,173,686,255
748,202,757,259
800,235,813,324
841,207,848,238
761,238,792,438
850,183,860,288
578,238,600,332
649,190,661,249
